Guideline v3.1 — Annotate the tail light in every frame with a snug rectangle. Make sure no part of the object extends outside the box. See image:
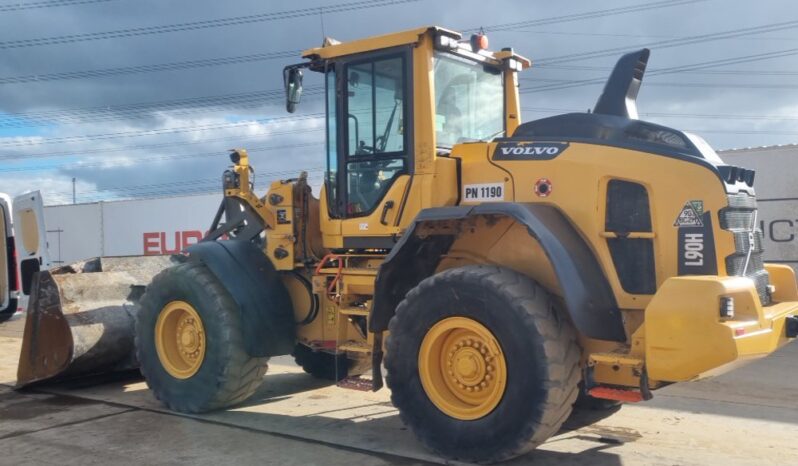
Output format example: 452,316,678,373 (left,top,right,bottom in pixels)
8,236,19,293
